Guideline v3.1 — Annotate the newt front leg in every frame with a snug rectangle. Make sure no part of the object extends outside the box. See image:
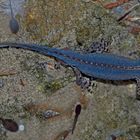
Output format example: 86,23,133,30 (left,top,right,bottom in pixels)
73,68,91,89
